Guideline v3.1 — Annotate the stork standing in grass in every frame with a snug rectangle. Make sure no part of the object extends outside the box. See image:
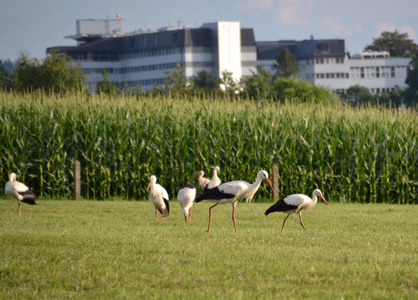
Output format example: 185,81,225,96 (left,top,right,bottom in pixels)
177,184,196,224
265,189,328,232
206,166,221,190
5,173,37,217
196,170,274,233
146,175,169,221
197,171,210,192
